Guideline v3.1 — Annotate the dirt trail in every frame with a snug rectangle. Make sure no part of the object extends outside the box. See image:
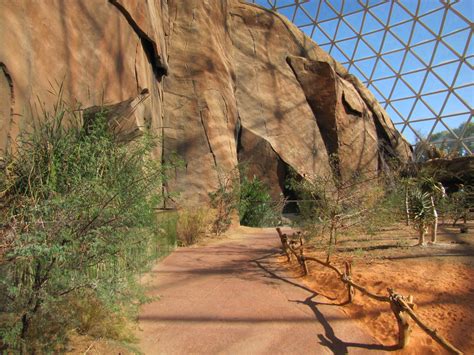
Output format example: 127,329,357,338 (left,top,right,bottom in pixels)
137,228,390,354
